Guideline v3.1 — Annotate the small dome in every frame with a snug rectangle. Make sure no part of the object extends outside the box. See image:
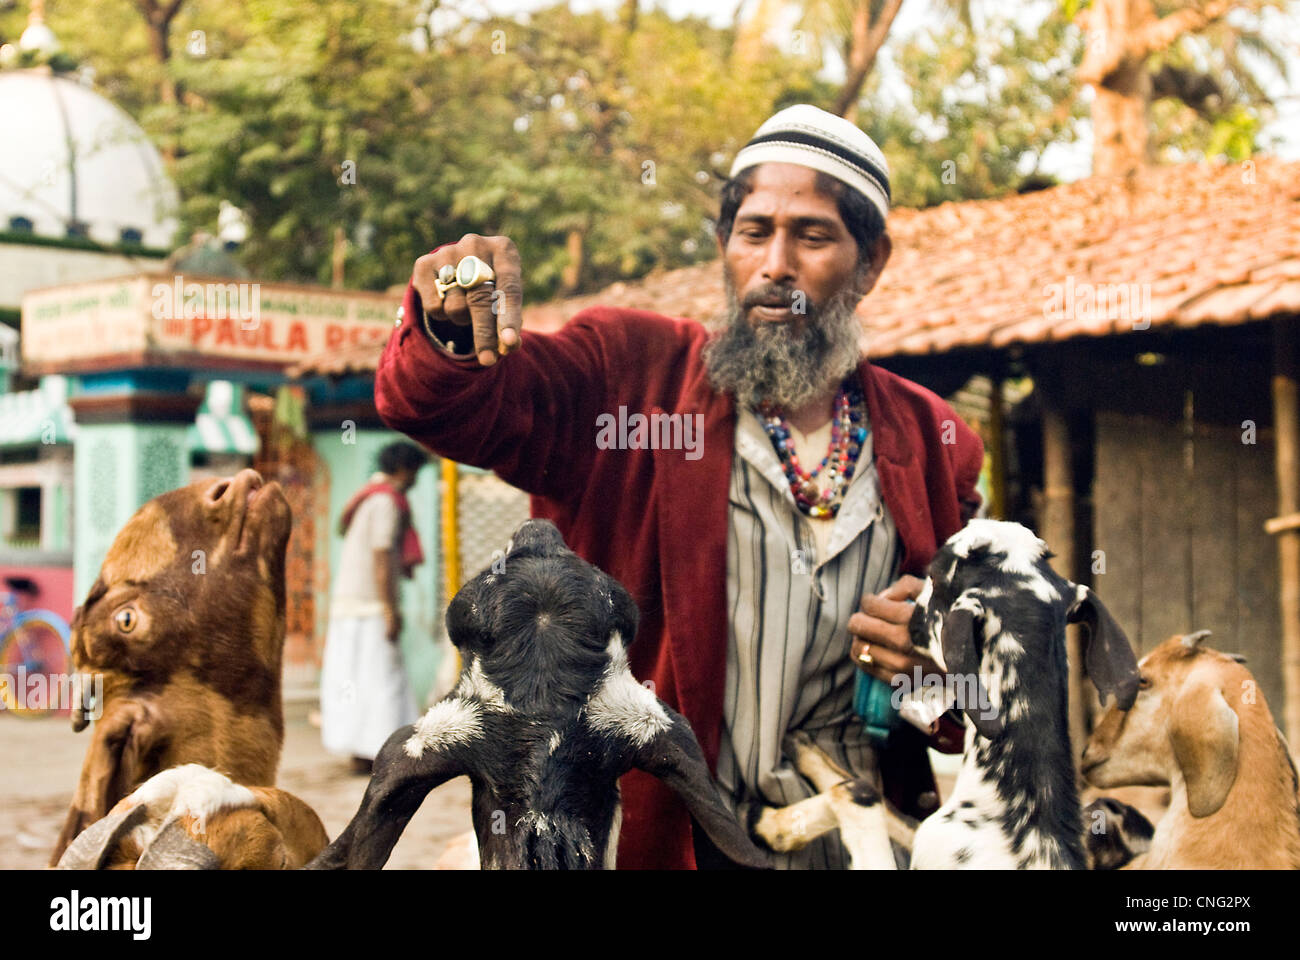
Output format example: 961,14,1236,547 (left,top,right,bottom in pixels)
0,69,178,248
18,21,59,56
